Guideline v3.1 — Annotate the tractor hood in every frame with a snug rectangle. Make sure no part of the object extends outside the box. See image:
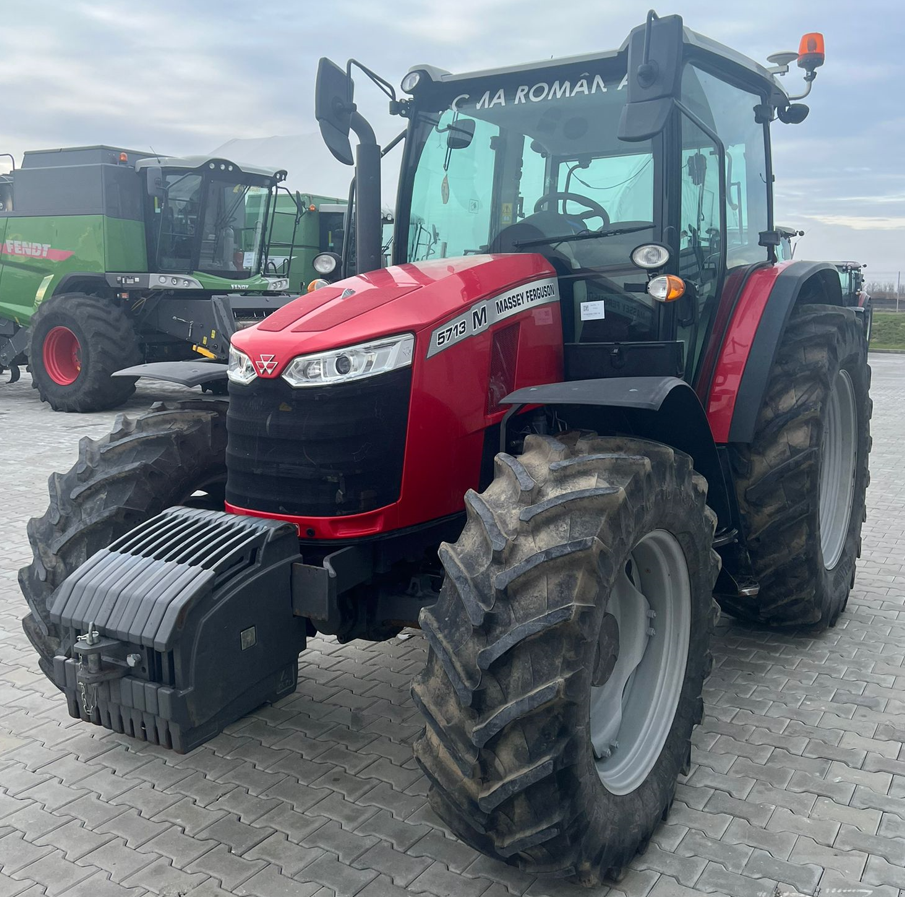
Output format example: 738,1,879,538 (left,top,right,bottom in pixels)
231,254,557,378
